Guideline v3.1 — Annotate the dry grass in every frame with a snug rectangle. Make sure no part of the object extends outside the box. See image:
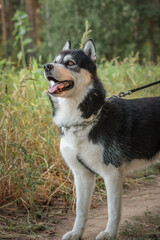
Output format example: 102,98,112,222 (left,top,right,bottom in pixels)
119,210,160,239
0,56,160,211
0,59,73,209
